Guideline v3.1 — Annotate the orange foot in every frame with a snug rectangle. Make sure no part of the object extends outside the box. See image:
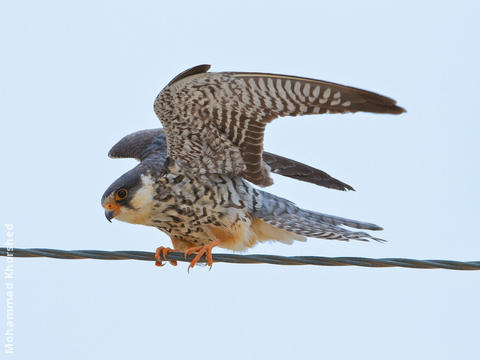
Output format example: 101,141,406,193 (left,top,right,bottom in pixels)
184,240,220,270
154,246,178,267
